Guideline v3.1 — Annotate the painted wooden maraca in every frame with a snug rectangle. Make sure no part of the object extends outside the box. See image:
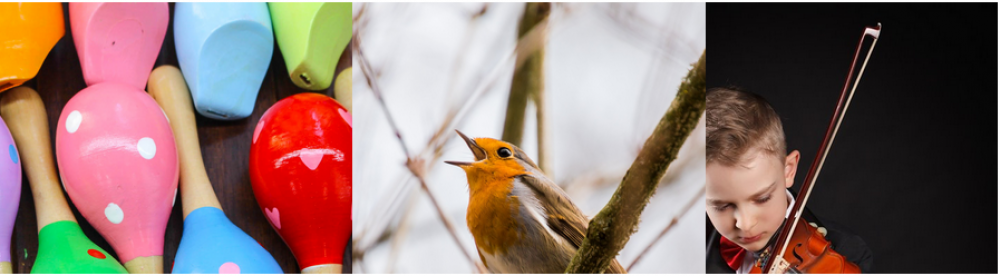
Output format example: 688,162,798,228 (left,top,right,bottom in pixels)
147,65,283,274
0,2,64,93
0,114,21,274
57,3,177,273
173,2,274,120
250,93,352,273
269,2,352,90
70,2,168,89
1,87,128,274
